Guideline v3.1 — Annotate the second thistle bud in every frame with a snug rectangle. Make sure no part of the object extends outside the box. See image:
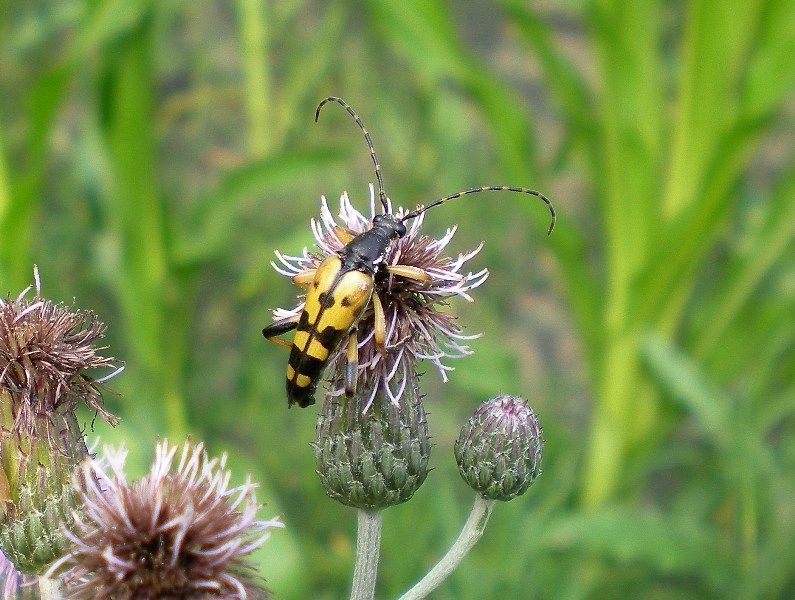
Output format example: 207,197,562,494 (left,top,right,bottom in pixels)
454,394,543,501
313,365,431,510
